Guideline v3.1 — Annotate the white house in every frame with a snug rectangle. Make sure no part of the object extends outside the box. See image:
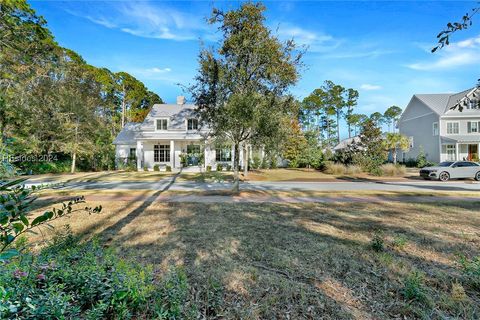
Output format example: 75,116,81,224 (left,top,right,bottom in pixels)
398,87,480,163
113,96,246,171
